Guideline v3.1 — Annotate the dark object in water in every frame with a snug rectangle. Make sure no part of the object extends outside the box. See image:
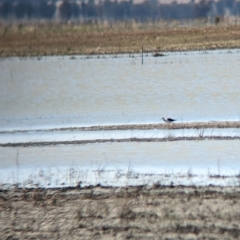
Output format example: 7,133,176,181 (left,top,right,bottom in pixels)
153,52,165,57
162,117,176,123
